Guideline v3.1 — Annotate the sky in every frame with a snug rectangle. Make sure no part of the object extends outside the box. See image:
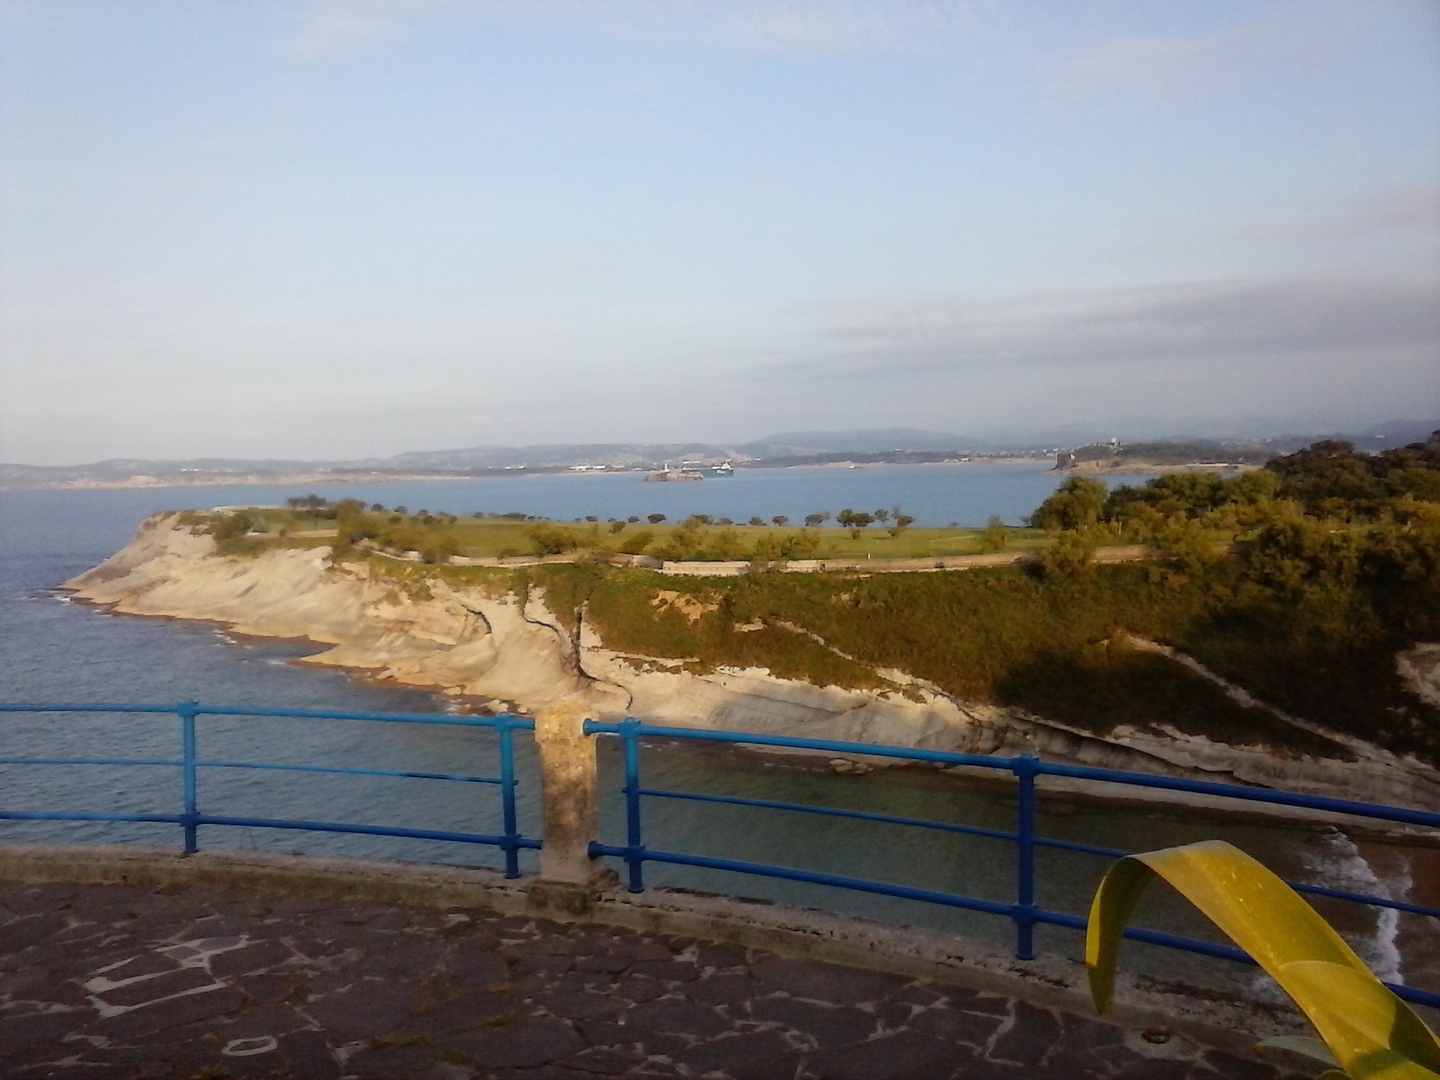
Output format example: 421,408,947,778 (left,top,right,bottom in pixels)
1,0,1437,465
